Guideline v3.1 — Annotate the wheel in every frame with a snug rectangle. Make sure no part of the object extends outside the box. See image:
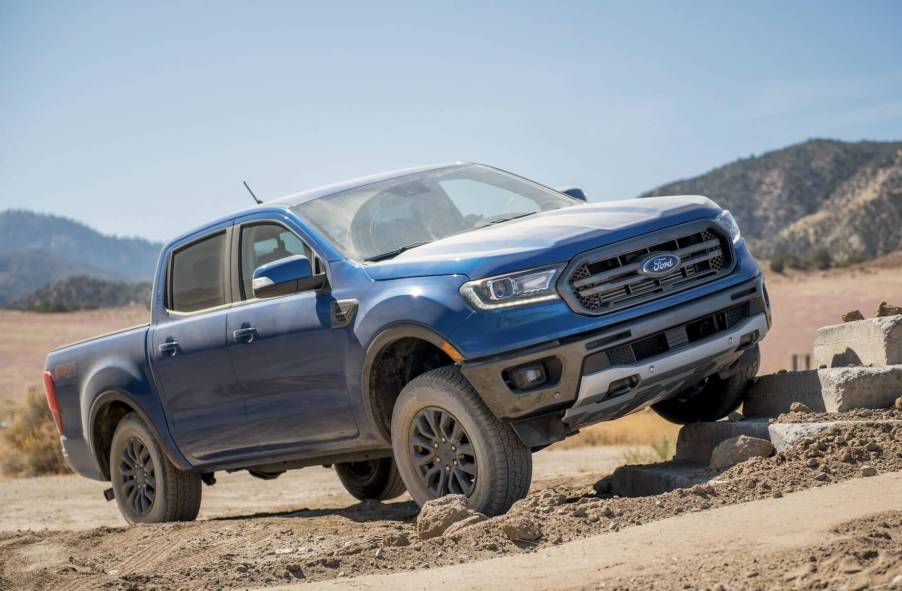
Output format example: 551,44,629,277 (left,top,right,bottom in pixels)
653,344,760,424
334,457,407,501
391,366,532,516
110,413,202,524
